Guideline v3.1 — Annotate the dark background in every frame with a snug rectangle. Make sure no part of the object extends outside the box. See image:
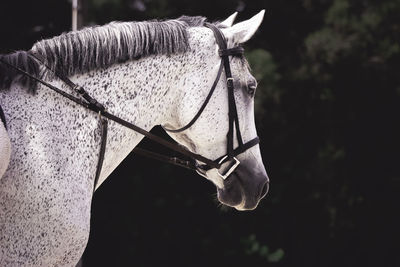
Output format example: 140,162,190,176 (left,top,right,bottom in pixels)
1,0,399,266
